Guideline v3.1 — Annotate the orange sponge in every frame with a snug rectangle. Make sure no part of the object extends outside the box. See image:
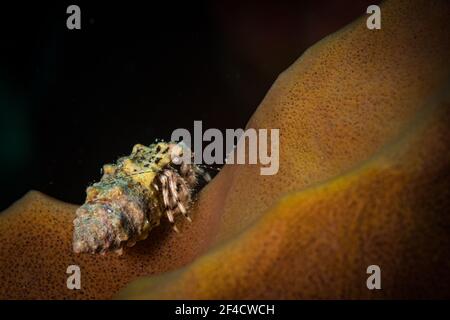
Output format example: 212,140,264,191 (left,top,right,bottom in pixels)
1,0,449,299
